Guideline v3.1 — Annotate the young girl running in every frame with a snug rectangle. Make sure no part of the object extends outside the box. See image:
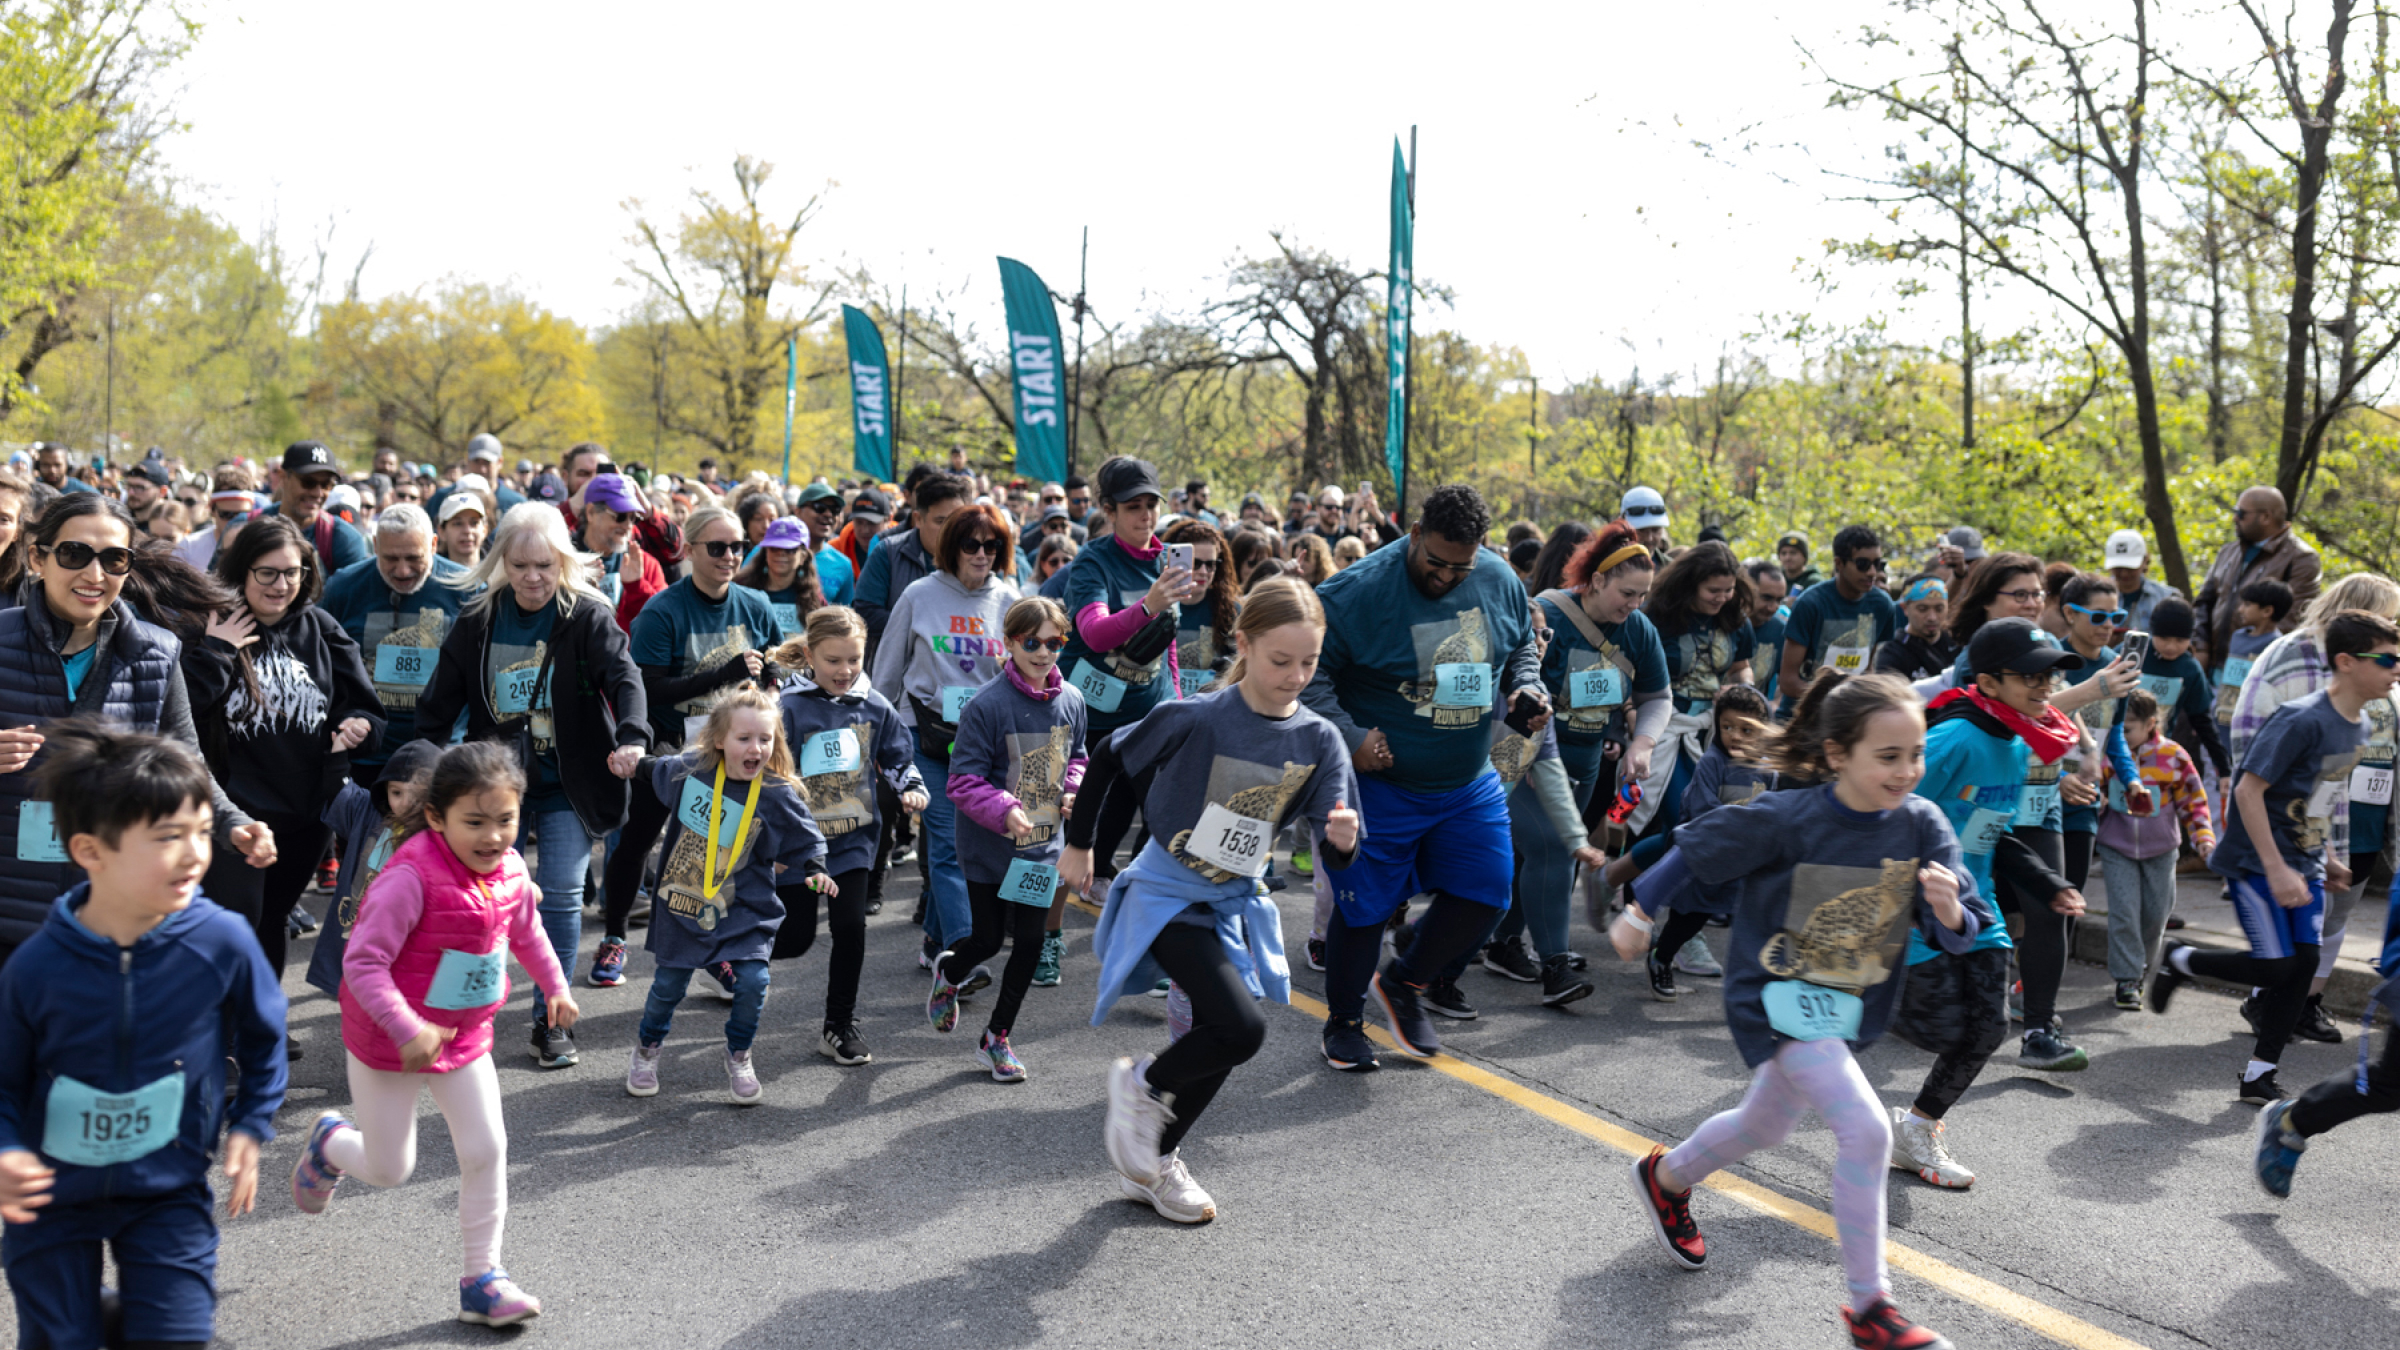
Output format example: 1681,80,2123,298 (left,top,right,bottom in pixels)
934,596,1089,1081
305,740,441,998
1639,683,1775,1001
1618,674,1988,1350
1066,578,1360,1224
774,607,926,1066
616,686,832,1104
291,741,578,1328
